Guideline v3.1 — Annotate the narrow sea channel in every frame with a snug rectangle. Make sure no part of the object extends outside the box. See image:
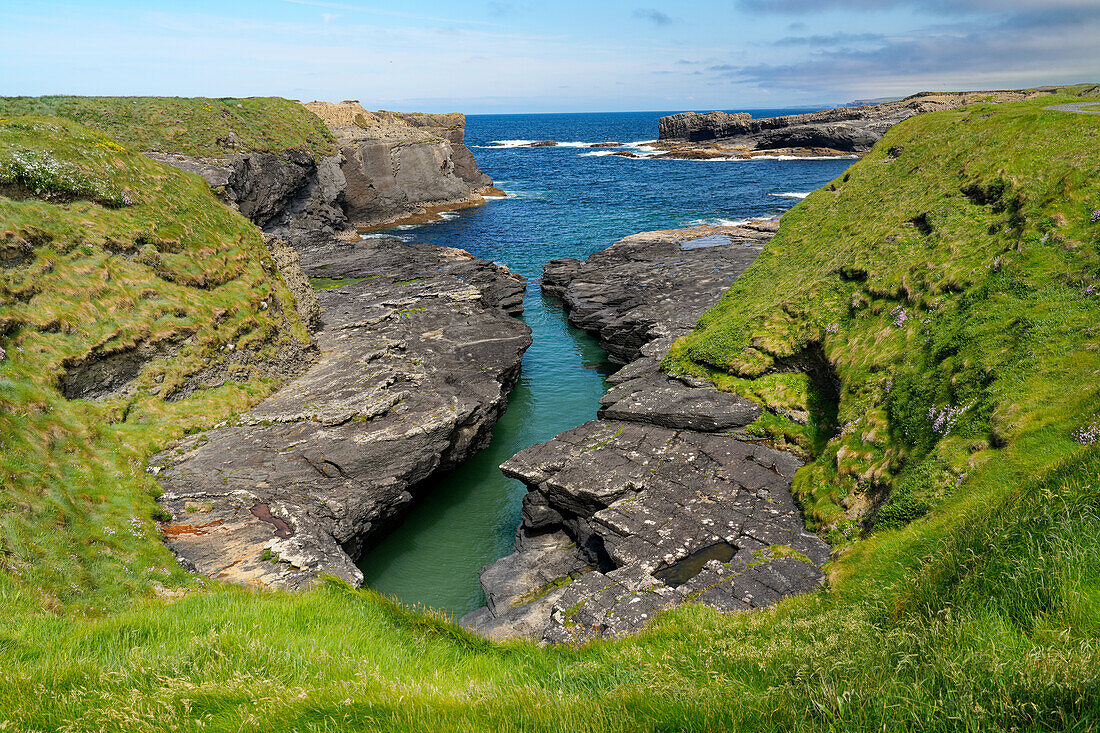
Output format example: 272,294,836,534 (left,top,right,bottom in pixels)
357,110,855,616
